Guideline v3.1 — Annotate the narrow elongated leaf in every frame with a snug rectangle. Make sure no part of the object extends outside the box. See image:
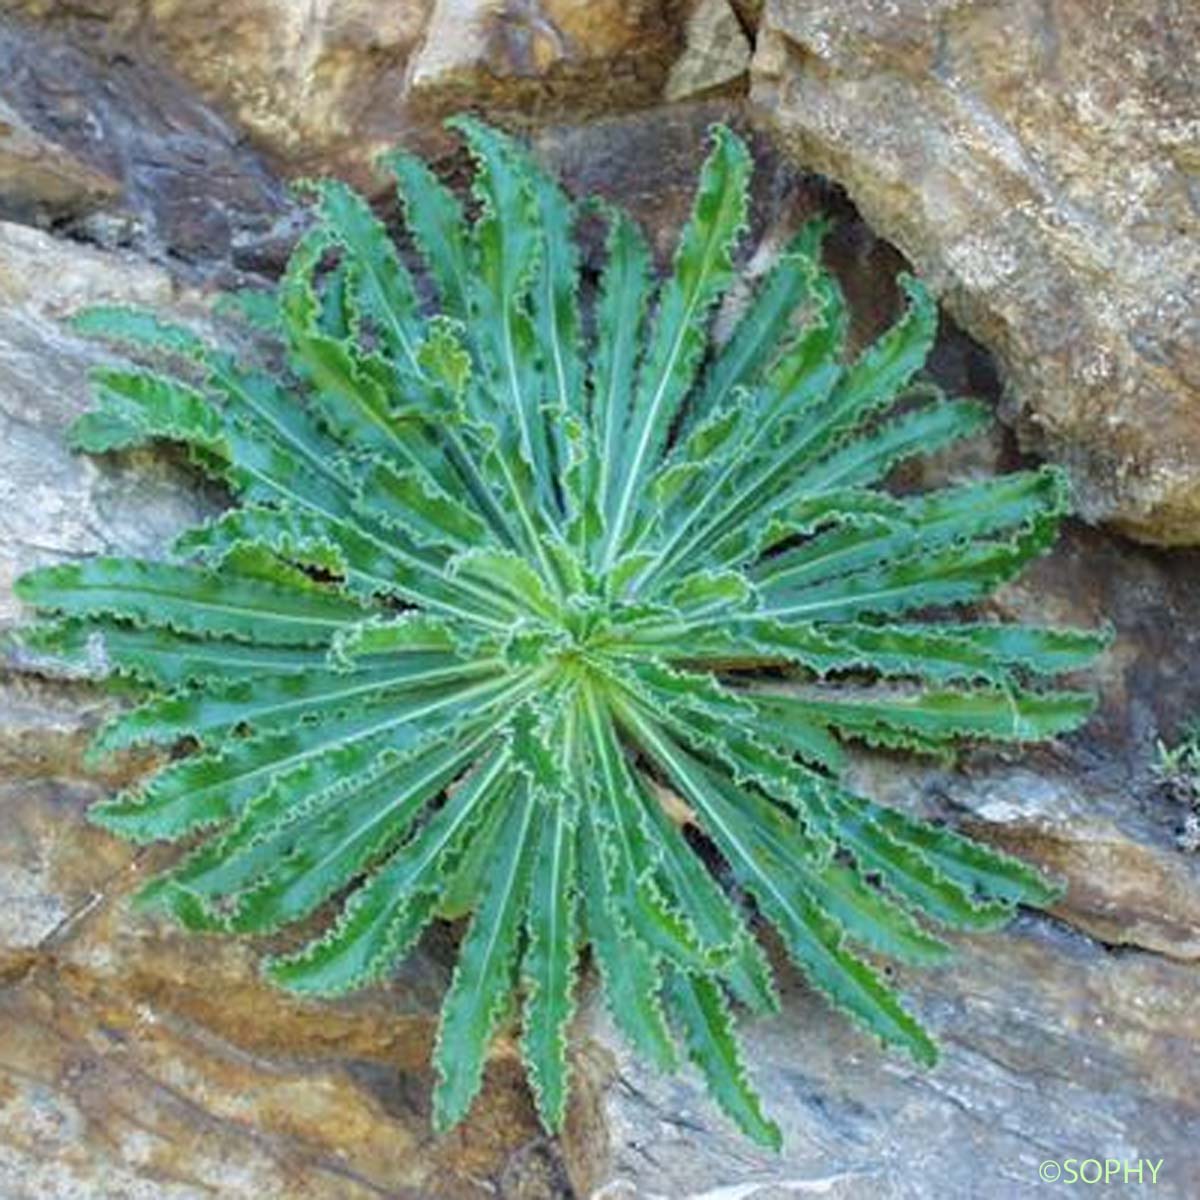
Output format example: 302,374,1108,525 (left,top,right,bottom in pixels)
13,619,326,688
70,369,224,454
755,686,1096,752
70,305,211,359
312,178,425,377
383,148,473,320
686,218,826,431
16,557,367,646
623,708,940,1068
520,790,579,1130
665,969,781,1150
603,125,751,564
591,206,652,541
577,800,678,1072
433,781,538,1130
268,746,513,995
